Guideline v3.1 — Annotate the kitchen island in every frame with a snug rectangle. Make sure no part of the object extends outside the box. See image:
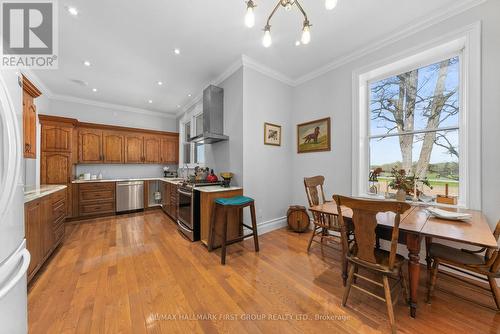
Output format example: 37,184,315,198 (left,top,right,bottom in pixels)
196,186,244,248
